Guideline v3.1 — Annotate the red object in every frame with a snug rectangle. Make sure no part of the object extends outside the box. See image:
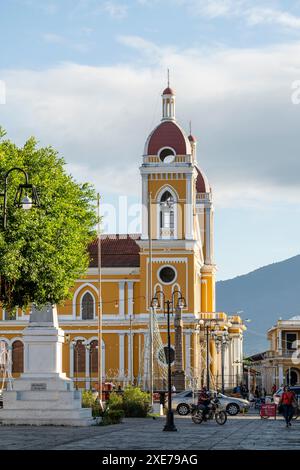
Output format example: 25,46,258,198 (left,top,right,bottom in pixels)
163,87,175,95
147,121,189,155
260,403,277,419
196,166,210,193
88,234,140,268
282,391,295,405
